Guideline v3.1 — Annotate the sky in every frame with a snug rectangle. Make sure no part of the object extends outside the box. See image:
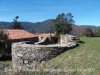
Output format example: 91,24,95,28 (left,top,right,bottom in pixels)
0,0,100,26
